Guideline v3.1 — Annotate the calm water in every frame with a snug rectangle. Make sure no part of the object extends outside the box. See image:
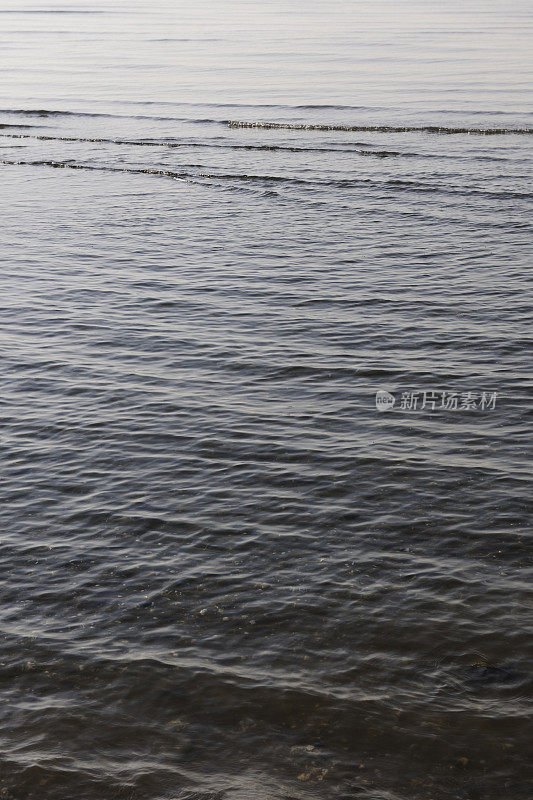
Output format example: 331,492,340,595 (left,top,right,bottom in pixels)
0,2,532,799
